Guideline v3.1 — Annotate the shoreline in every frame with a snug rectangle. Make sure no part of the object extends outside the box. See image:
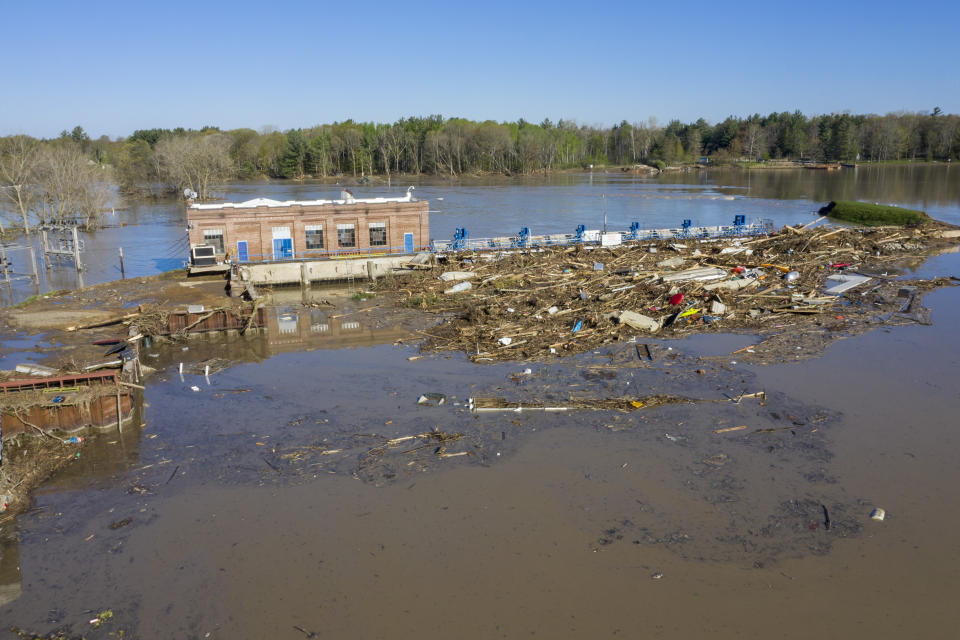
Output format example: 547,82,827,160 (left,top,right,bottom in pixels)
106,160,958,200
